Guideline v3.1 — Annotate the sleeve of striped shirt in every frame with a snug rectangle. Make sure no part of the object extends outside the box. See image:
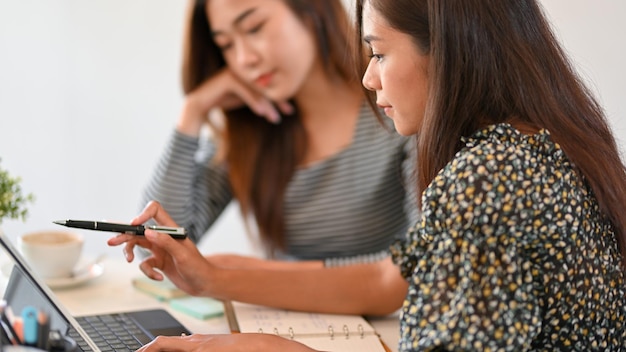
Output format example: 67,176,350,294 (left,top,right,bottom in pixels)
141,130,233,243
